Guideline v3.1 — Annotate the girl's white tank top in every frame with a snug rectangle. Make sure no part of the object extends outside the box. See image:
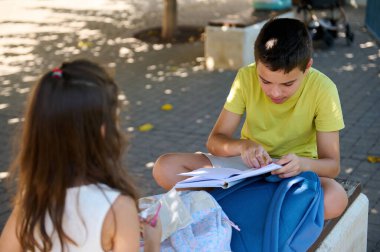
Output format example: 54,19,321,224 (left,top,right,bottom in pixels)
41,183,120,252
